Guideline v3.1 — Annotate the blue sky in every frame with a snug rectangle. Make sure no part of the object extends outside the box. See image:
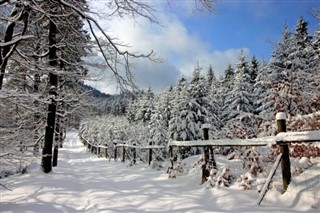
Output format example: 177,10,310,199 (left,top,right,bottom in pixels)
177,0,319,60
87,0,319,94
